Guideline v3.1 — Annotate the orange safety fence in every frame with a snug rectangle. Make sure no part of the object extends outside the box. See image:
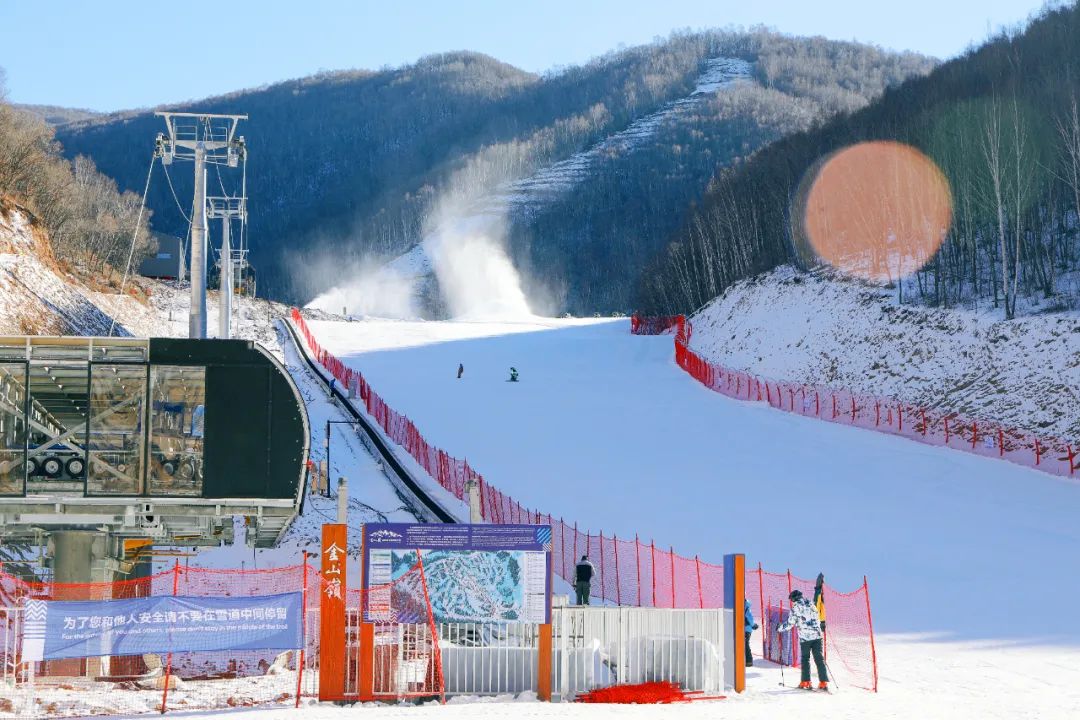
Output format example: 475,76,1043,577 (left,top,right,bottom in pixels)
669,321,1076,479
289,308,880,691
